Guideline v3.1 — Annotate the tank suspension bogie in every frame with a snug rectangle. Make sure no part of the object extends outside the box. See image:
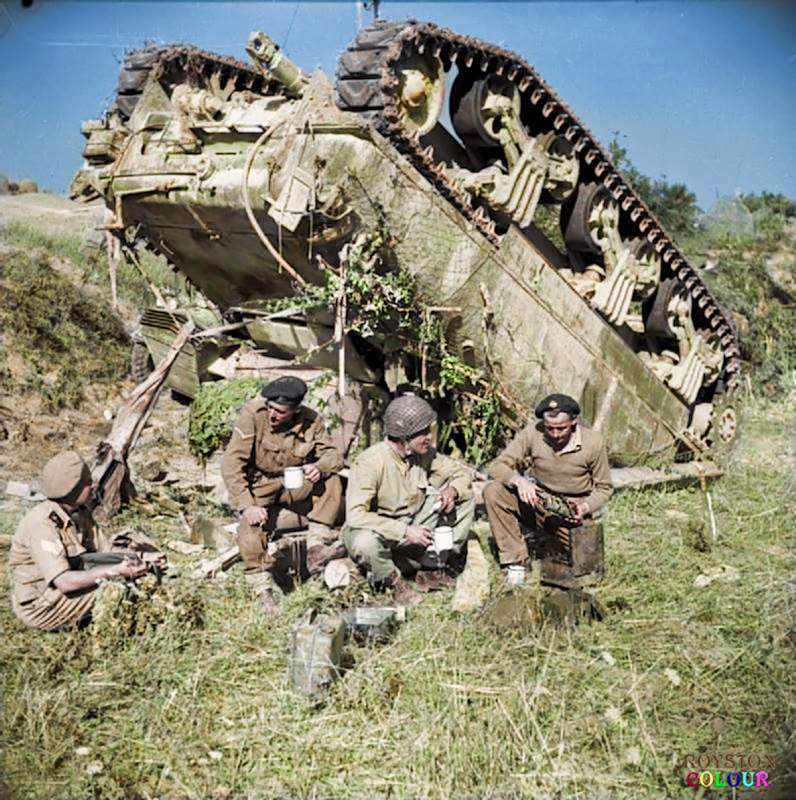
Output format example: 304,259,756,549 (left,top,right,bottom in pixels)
332,19,741,414
445,75,579,229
